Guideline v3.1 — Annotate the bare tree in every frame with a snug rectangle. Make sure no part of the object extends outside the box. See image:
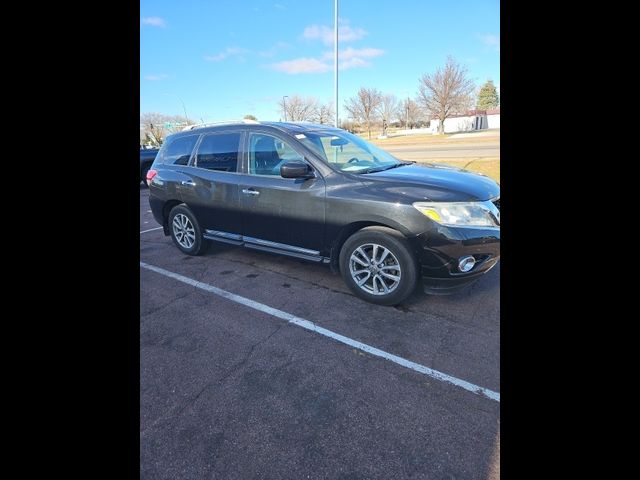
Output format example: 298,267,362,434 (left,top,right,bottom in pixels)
397,98,423,129
339,119,358,133
140,112,193,145
278,95,318,121
344,87,382,139
417,56,475,134
377,94,399,135
313,102,335,124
